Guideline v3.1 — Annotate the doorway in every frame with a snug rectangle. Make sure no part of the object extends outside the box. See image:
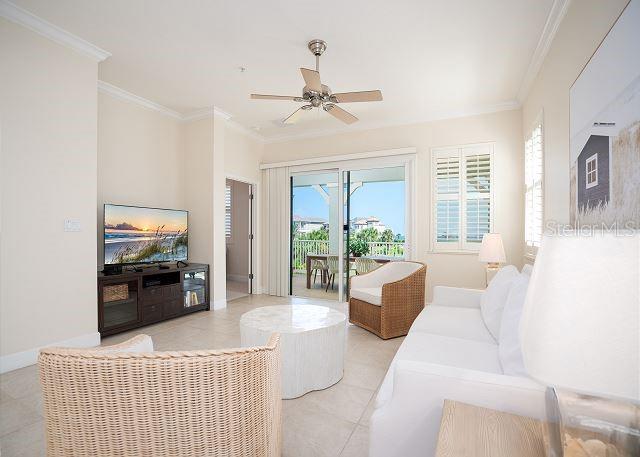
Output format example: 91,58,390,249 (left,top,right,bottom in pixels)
225,178,254,301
